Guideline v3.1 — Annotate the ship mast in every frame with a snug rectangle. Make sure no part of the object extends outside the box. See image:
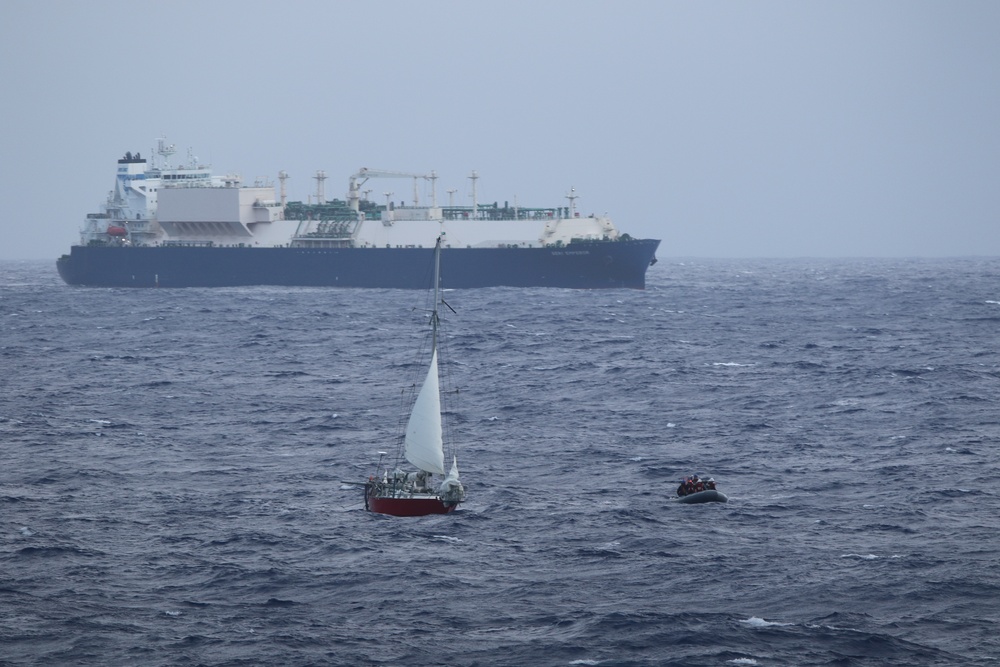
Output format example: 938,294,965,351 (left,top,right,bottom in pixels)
565,186,578,218
278,170,289,210
469,170,479,220
156,137,176,170
314,170,327,205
